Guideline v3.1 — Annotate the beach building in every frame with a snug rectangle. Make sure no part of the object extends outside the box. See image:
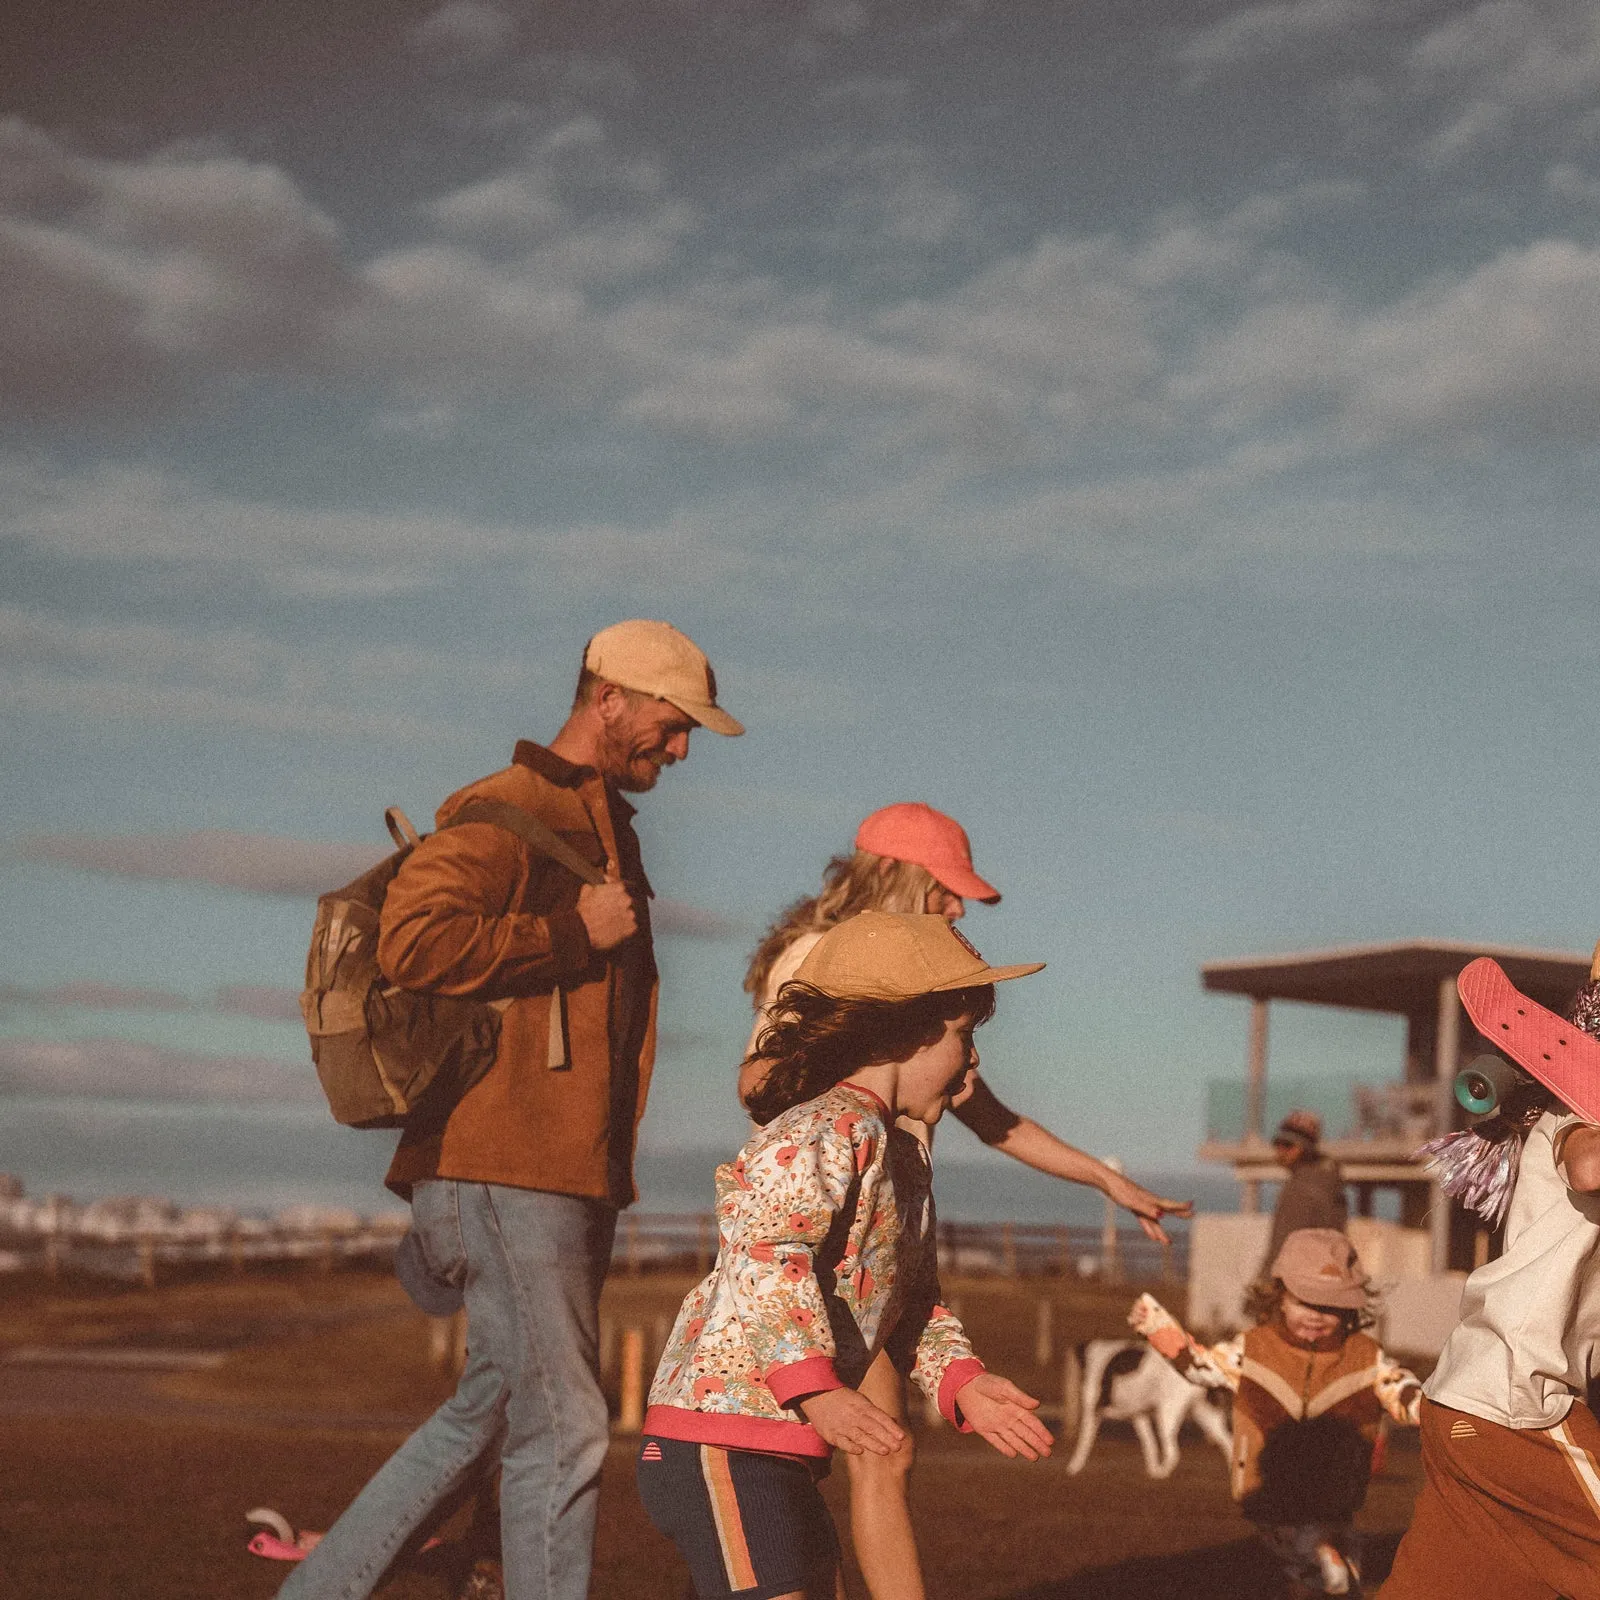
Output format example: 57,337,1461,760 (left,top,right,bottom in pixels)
1188,939,1590,1352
